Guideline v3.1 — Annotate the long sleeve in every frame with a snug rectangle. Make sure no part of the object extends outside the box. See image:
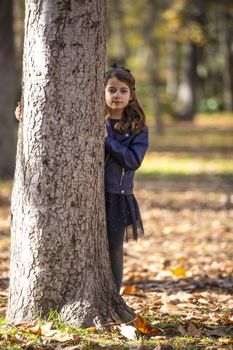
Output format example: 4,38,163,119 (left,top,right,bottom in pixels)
105,127,148,171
